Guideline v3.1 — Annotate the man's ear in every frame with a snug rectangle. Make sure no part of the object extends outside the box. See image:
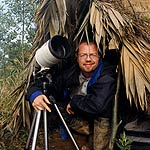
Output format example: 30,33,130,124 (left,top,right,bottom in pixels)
75,51,78,60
